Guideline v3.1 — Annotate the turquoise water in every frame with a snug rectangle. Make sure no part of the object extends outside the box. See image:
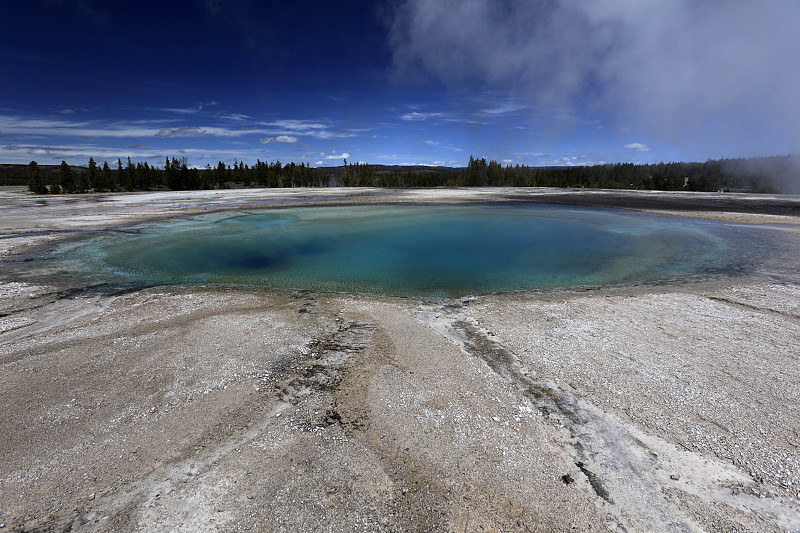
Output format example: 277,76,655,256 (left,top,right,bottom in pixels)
34,204,770,297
